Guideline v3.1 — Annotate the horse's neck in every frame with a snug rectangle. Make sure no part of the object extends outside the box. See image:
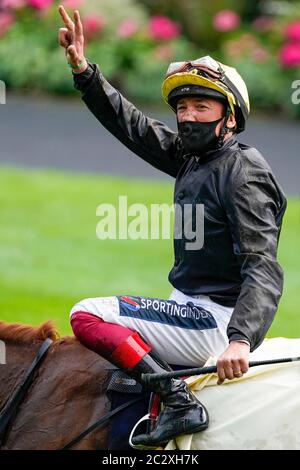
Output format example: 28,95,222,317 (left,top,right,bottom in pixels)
0,341,41,409
1,337,113,449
